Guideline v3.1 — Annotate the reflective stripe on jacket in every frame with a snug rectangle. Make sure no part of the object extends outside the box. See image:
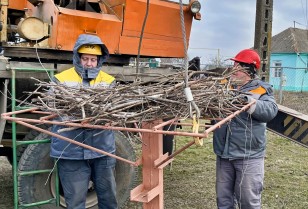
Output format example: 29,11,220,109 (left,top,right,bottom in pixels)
54,67,115,88
213,80,278,159
50,68,116,160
